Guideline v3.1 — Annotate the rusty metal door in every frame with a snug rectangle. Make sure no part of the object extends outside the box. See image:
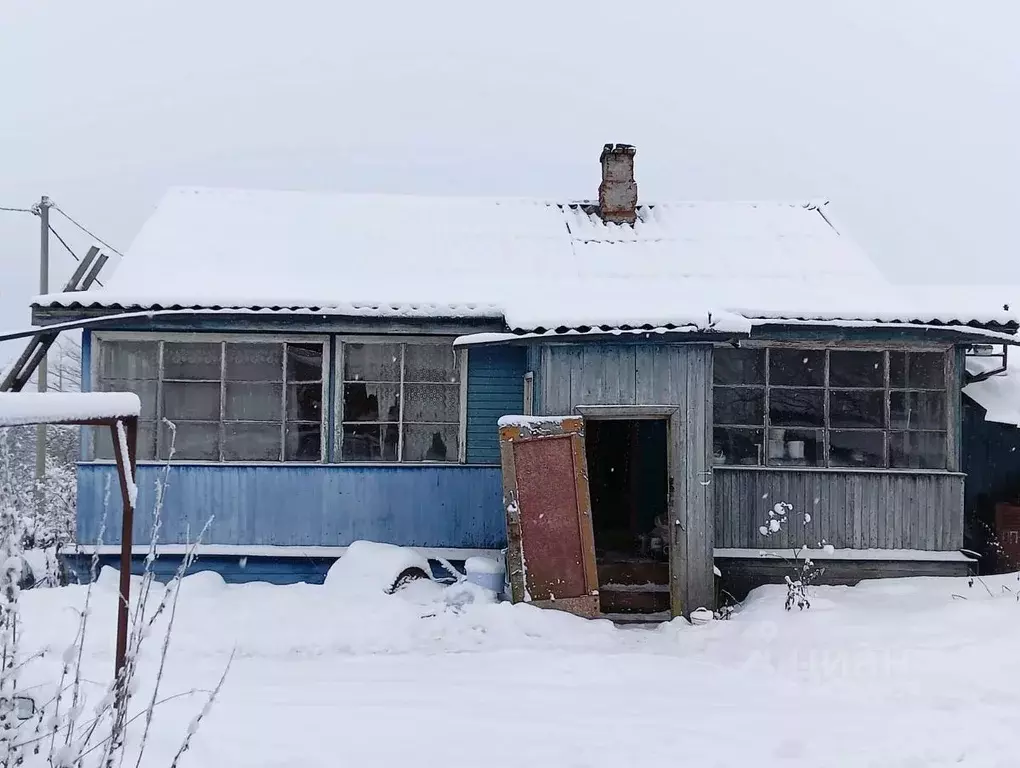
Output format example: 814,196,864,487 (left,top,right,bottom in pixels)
498,415,599,617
